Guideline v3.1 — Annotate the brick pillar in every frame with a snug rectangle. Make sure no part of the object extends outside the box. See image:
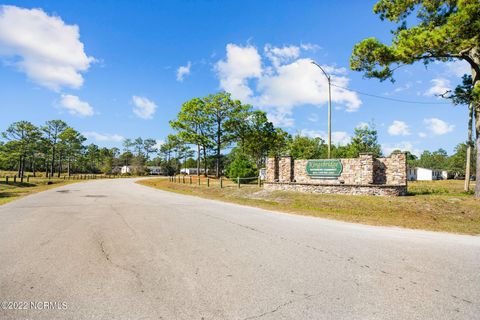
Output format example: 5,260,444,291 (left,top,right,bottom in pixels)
359,153,374,184
389,151,407,185
265,157,278,182
278,156,293,183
